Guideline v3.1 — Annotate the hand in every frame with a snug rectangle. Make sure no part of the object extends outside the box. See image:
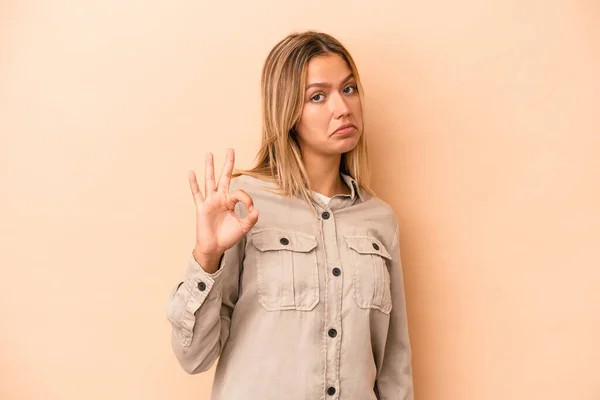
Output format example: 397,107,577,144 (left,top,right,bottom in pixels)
189,149,259,270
